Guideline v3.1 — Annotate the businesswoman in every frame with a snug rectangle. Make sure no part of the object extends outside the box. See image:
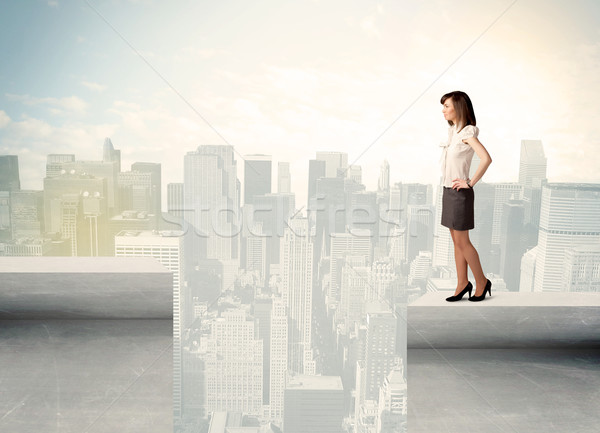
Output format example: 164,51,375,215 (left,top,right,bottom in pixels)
439,91,493,302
